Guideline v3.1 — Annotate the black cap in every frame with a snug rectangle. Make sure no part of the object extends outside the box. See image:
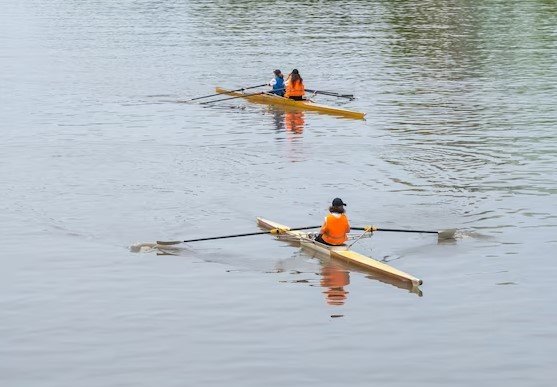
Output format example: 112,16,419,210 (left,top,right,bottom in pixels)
292,69,299,74
332,198,347,207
